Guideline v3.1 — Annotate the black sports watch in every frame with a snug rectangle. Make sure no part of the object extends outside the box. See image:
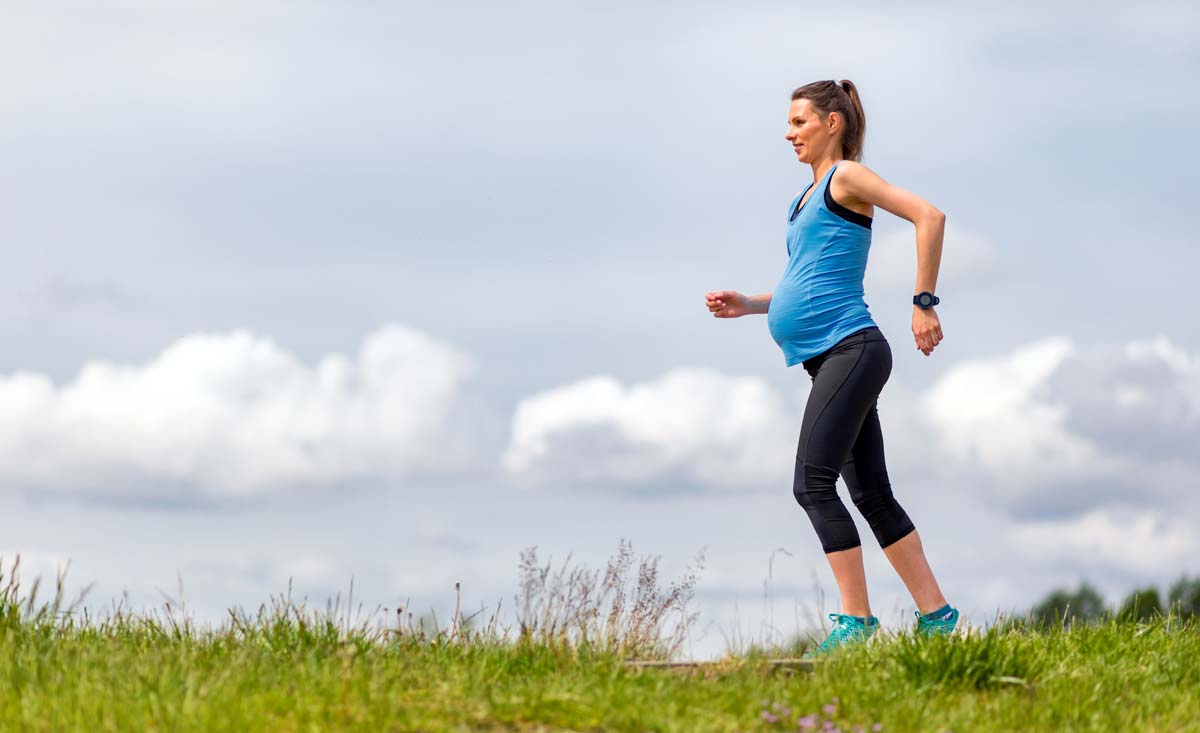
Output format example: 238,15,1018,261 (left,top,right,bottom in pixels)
913,291,940,309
